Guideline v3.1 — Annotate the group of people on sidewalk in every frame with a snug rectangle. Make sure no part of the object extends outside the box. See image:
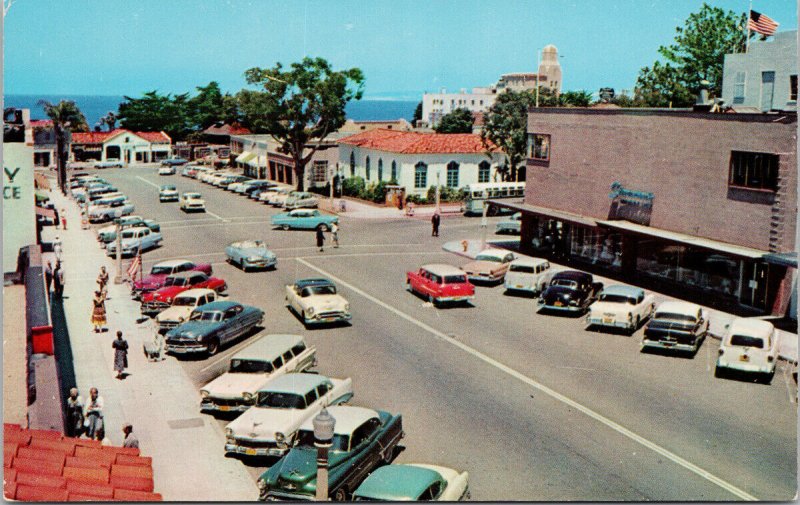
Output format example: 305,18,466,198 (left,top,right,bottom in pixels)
44,260,65,299
65,387,138,448
87,266,129,379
